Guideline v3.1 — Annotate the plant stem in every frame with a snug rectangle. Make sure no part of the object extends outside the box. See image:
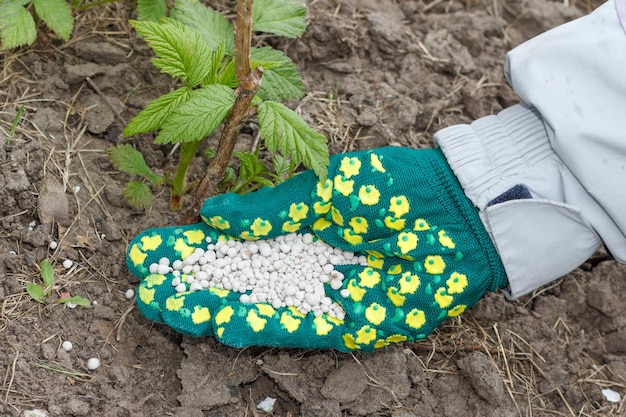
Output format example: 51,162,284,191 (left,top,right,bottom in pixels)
182,0,263,223
170,141,202,211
